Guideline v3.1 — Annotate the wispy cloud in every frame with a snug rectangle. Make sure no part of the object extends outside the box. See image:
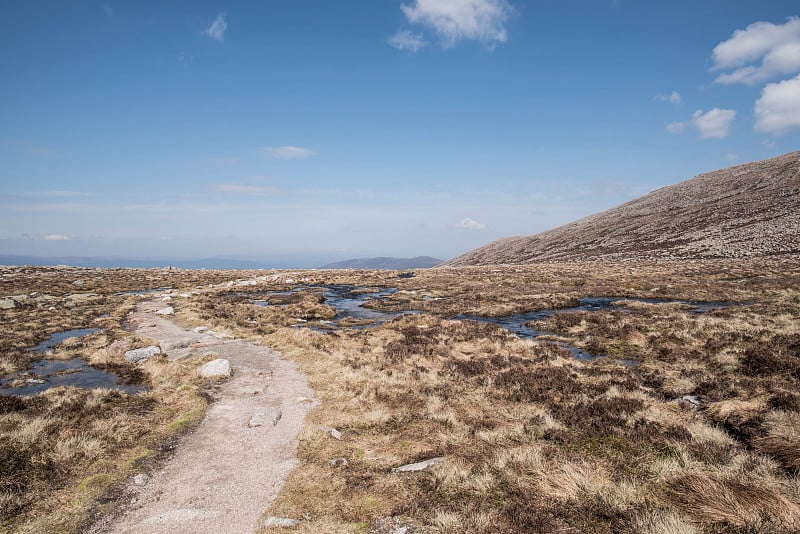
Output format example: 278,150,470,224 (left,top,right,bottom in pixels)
666,108,736,139
654,91,681,105
456,217,486,230
711,17,800,85
212,183,279,194
204,13,227,42
263,146,316,159
388,30,428,52
44,234,71,241
665,121,687,134
396,0,514,49
754,74,800,135
692,108,736,139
